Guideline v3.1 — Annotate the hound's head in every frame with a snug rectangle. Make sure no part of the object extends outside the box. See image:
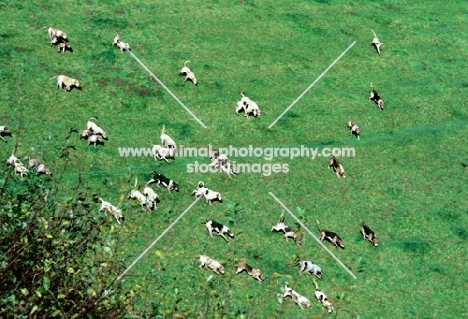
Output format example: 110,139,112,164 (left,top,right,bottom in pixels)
73,79,81,88
372,237,379,247
80,129,90,139
378,100,385,110
337,239,345,249
172,182,180,192
225,227,234,238
254,271,264,282
219,265,225,275
127,190,137,199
